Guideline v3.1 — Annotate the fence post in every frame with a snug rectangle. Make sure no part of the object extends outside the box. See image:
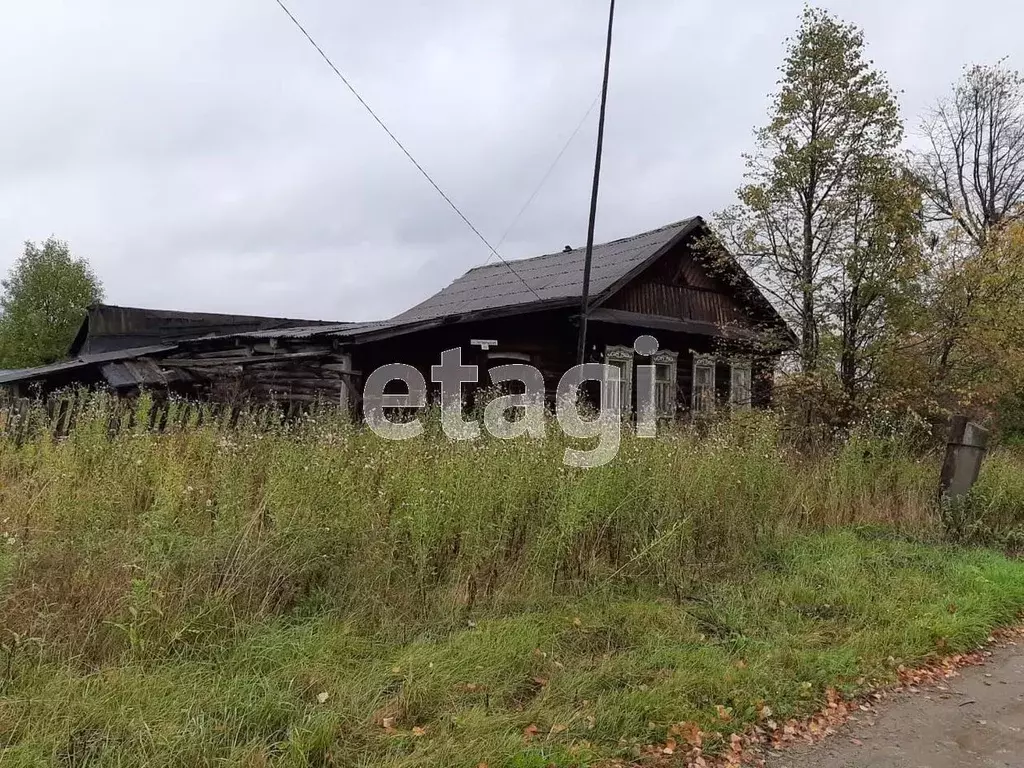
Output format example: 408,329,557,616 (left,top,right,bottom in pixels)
939,415,989,500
